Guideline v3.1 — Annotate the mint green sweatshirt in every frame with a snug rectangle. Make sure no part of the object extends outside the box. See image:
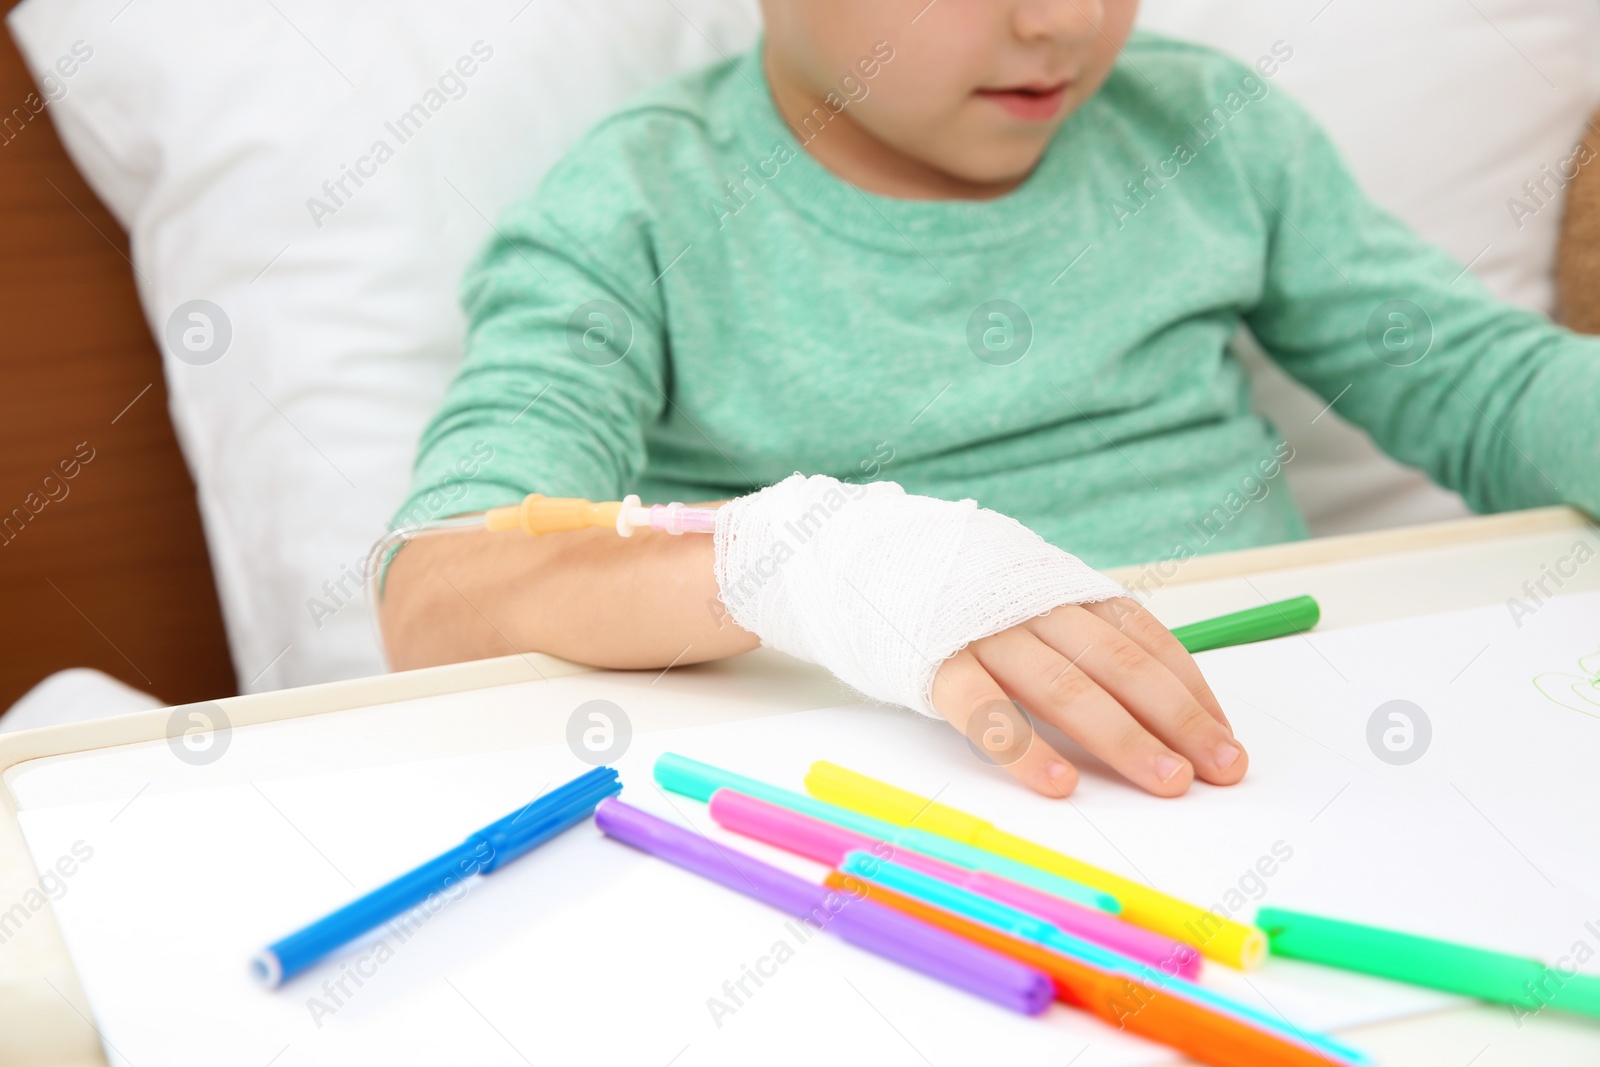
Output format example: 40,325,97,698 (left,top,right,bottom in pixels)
398,32,1600,569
